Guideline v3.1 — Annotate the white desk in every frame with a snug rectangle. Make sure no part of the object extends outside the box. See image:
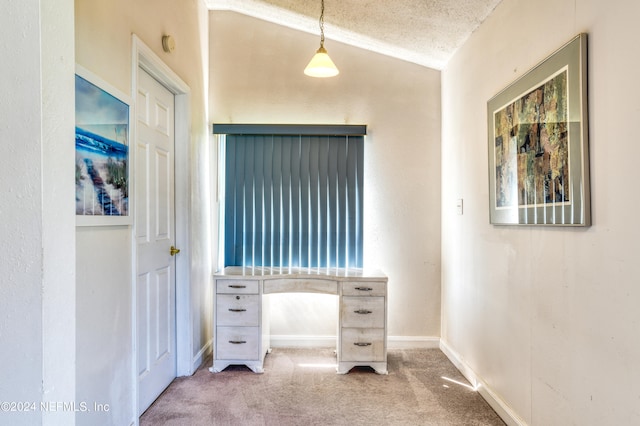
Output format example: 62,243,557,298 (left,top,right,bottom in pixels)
210,267,388,374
